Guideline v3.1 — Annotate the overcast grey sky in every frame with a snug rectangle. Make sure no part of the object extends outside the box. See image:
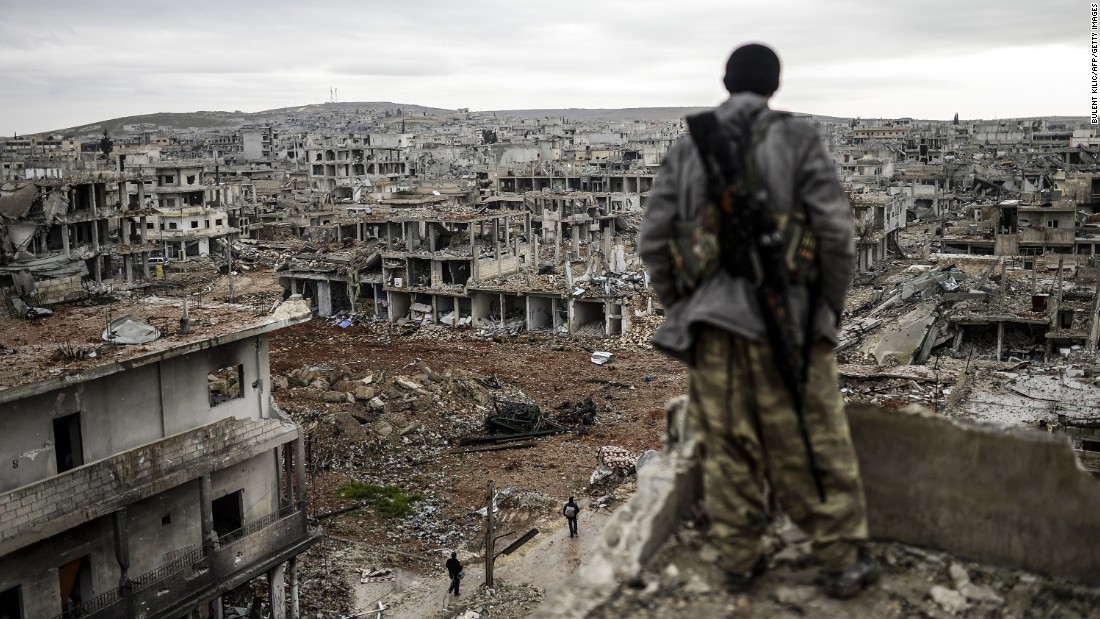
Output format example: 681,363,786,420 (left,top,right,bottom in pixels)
0,0,1084,135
